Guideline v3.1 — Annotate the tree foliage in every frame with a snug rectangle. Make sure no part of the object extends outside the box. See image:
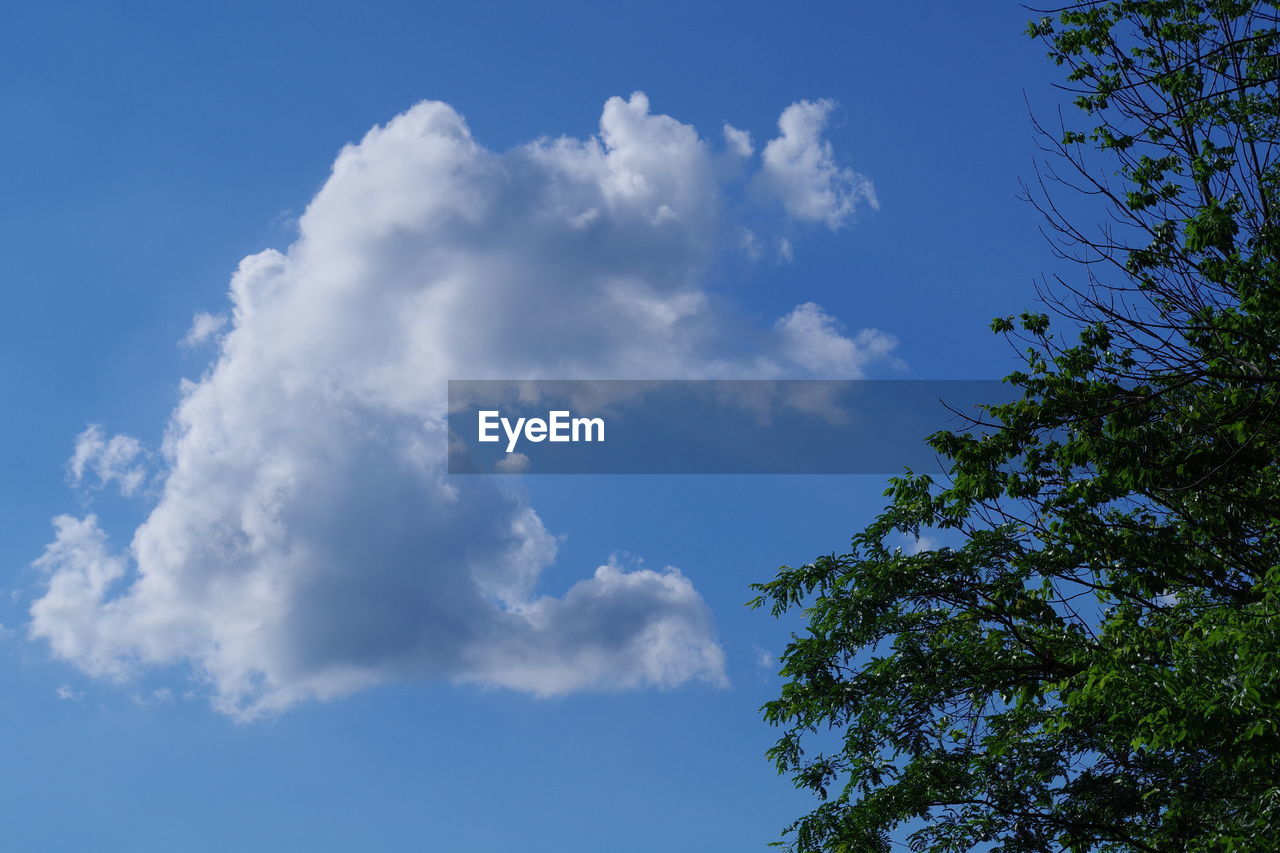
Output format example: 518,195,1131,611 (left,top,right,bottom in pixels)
750,2,1280,850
